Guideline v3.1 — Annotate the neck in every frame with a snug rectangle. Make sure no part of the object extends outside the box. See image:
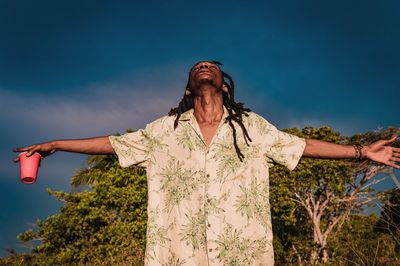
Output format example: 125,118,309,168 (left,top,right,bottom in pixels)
193,85,224,124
